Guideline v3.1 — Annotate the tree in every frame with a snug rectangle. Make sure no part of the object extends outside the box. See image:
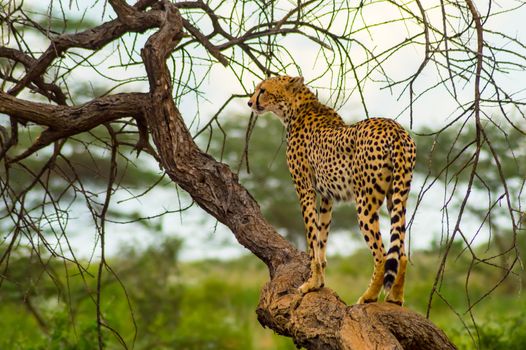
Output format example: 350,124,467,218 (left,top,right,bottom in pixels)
1,0,524,348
